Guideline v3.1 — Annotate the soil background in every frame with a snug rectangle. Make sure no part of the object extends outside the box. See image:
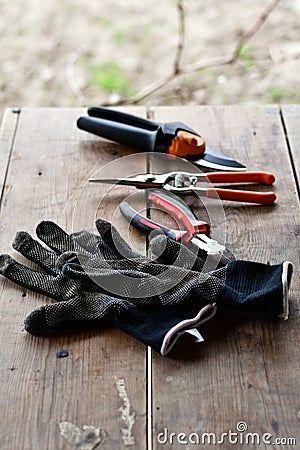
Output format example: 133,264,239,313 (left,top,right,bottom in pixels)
1,0,300,116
